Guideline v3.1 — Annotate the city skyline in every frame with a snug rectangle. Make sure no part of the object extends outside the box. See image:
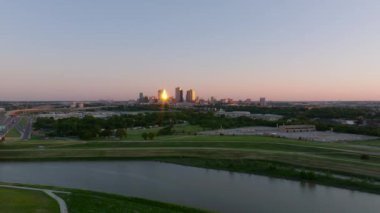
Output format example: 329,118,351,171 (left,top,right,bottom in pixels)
1,1,380,101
